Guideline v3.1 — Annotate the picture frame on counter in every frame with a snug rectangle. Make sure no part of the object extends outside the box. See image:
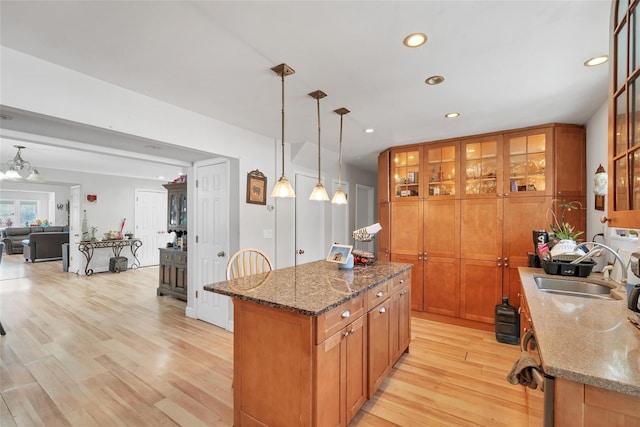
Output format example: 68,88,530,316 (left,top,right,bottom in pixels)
246,169,267,205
